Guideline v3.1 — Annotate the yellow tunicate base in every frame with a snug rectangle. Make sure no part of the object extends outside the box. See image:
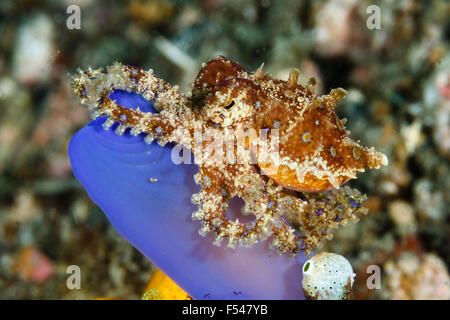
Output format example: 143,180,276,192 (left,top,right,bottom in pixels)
141,269,191,300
